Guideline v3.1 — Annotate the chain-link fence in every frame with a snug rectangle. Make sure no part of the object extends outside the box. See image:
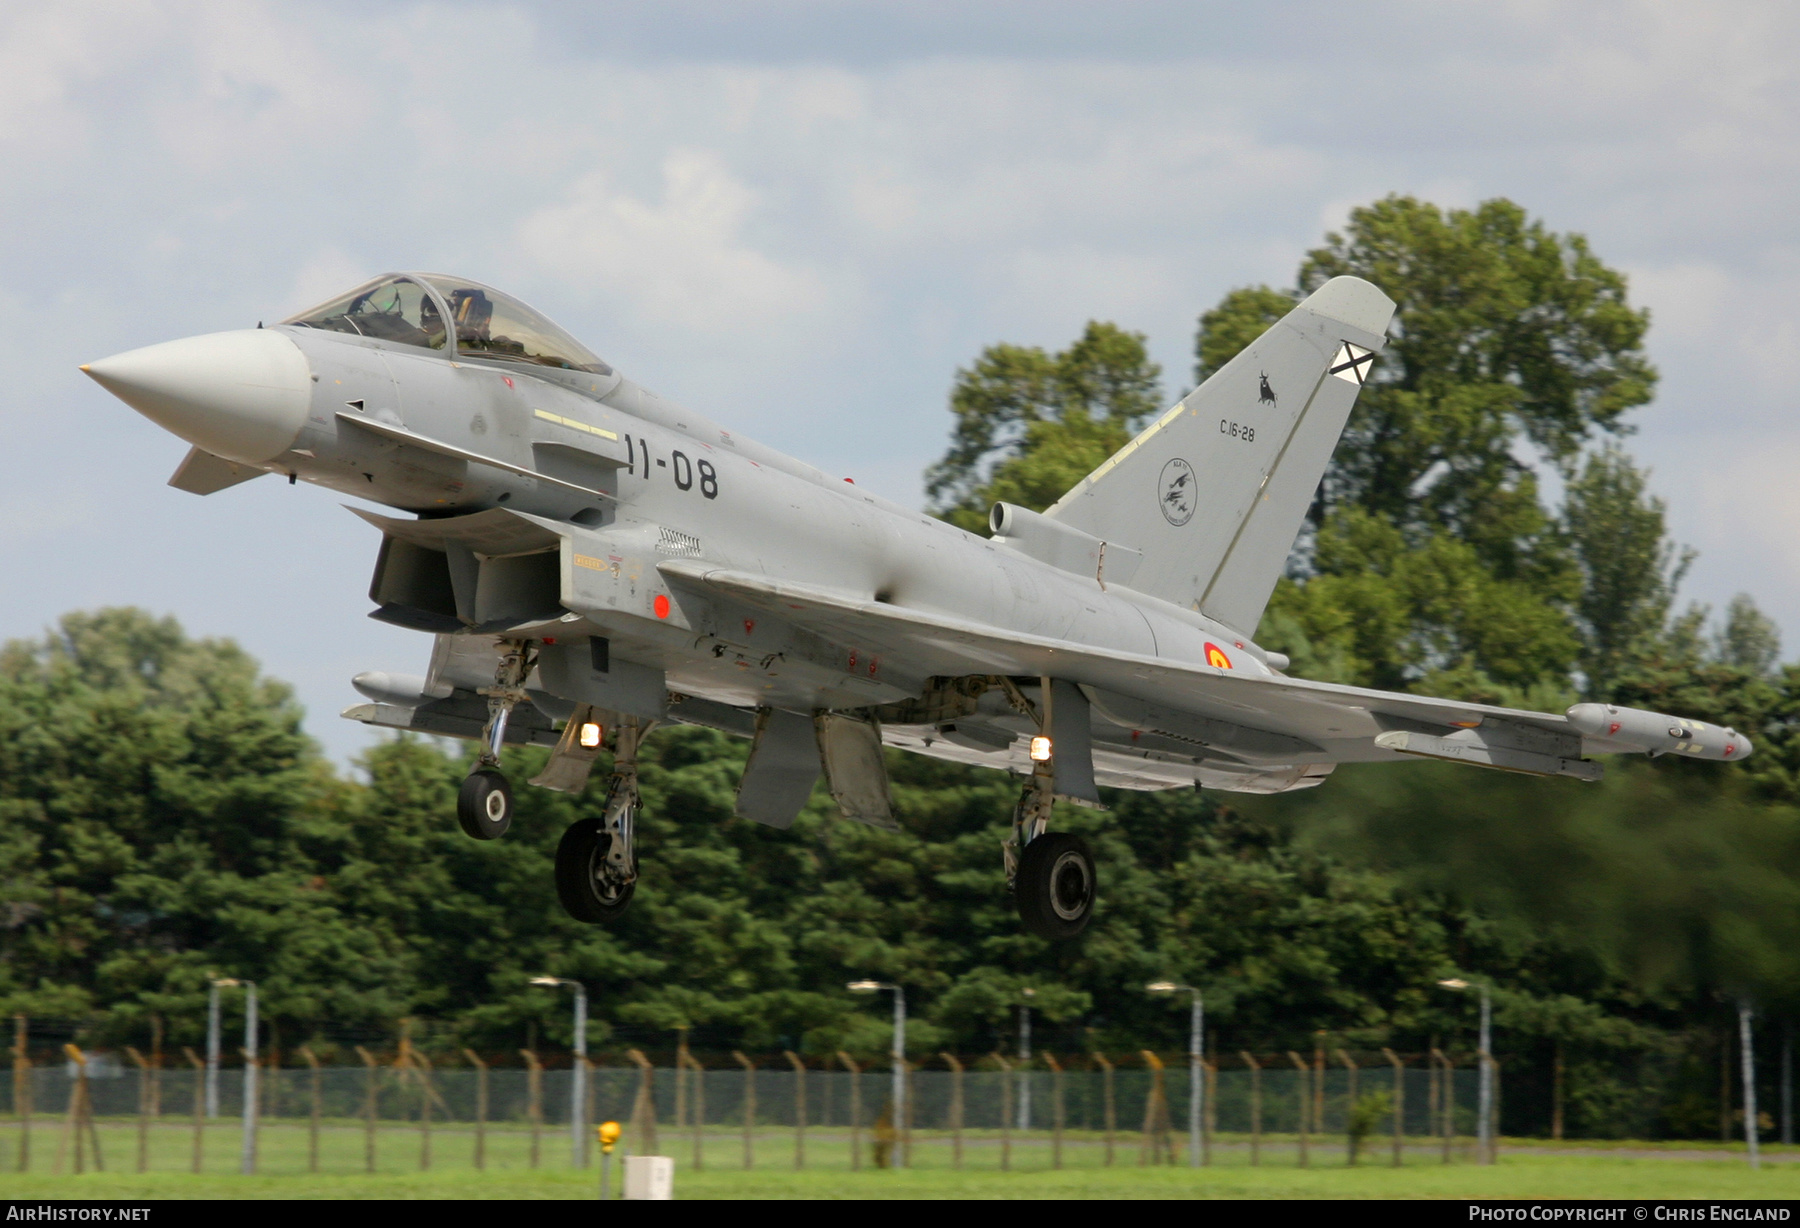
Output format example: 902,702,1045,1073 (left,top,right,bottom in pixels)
2,1053,1488,1174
